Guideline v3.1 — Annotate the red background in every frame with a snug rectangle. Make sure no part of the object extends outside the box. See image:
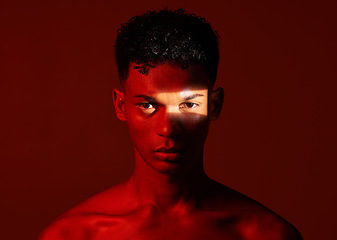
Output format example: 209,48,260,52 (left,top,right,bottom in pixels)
1,0,336,239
